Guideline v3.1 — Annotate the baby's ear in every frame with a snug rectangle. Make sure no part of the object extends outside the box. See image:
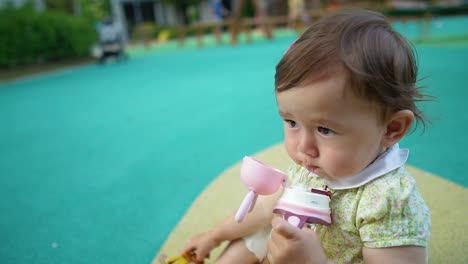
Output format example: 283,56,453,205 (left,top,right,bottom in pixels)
381,110,414,147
